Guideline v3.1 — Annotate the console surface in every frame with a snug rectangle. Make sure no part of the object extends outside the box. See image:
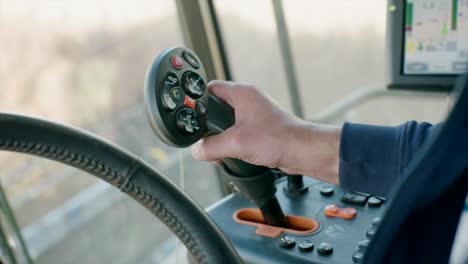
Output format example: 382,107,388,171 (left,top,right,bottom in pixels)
207,177,387,264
